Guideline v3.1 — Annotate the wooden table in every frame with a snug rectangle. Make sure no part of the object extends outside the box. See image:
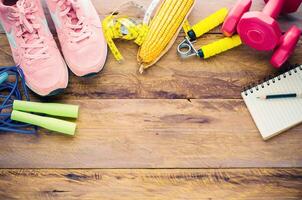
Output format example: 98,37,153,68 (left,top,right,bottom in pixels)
0,0,302,199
